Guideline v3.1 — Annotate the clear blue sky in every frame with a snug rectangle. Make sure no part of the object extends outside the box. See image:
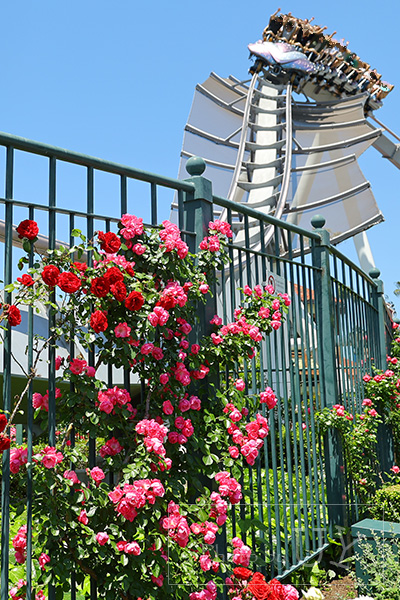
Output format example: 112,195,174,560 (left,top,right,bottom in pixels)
1,1,399,309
